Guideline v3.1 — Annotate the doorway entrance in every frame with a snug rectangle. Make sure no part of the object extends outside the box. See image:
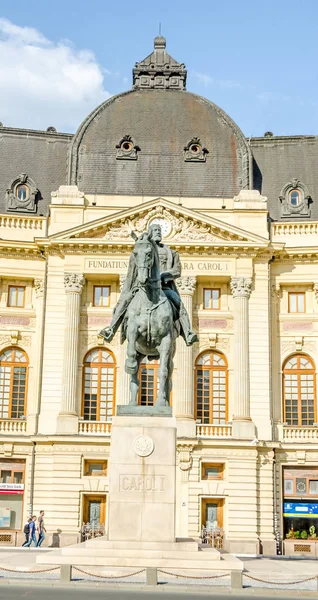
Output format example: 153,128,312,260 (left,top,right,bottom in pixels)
201,498,223,529
82,494,106,540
